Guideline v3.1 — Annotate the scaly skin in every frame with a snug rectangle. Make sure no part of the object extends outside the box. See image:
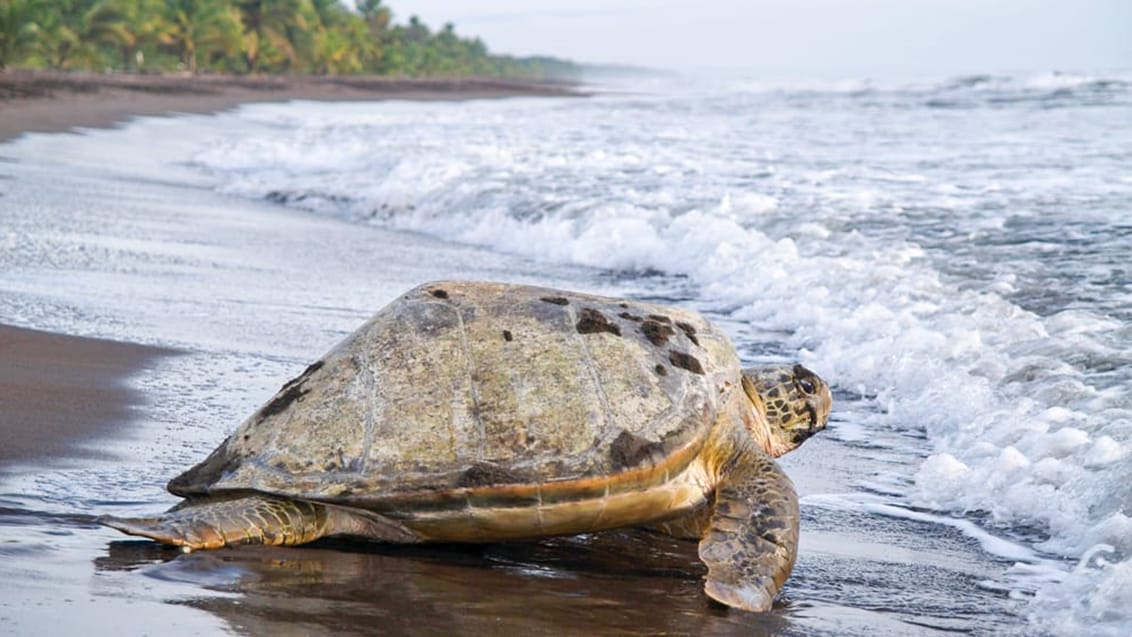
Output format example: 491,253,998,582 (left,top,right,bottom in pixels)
101,495,331,551
697,419,800,611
